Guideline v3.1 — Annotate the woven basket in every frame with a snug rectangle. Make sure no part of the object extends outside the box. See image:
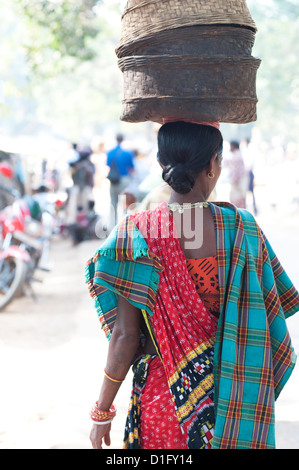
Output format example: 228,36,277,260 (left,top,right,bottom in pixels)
119,0,257,47
119,54,261,124
117,1,260,124
116,25,256,59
